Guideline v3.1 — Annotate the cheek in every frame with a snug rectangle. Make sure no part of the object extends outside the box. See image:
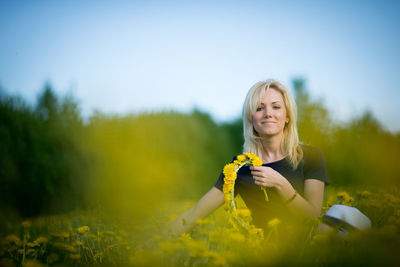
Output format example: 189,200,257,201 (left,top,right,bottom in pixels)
252,113,261,124
278,110,287,120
